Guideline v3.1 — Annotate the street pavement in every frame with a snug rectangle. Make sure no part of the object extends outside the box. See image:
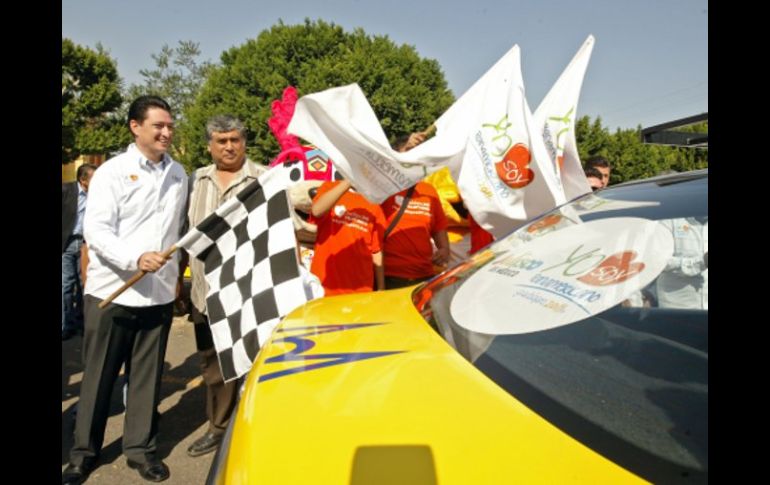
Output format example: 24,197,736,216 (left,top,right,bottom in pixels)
62,315,217,484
